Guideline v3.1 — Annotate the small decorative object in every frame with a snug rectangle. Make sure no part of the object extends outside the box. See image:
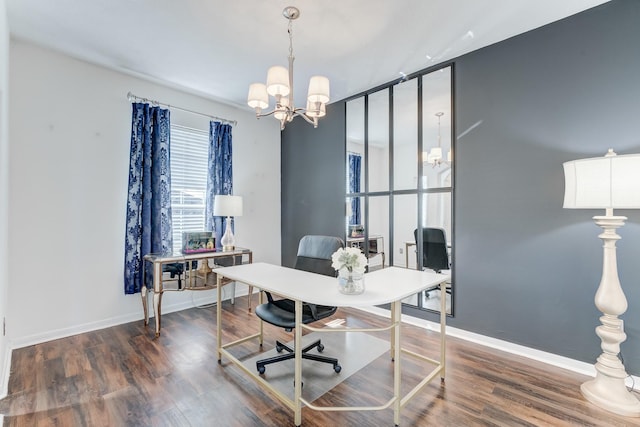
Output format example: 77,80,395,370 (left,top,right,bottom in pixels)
331,247,368,295
182,231,216,254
